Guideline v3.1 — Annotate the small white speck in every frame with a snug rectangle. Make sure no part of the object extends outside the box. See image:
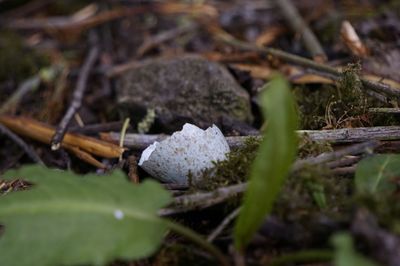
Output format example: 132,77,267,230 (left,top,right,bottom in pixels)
114,209,124,220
